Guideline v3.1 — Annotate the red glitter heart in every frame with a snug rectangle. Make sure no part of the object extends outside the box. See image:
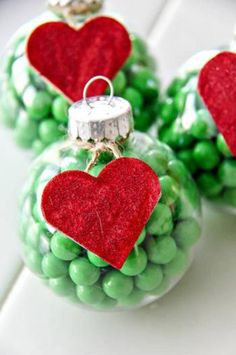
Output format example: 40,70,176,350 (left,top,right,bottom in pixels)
198,51,236,156
41,158,161,269
26,17,131,102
